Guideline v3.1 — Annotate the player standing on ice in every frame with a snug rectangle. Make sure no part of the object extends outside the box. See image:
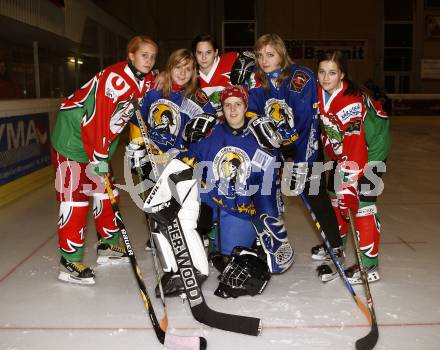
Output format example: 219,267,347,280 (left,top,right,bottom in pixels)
50,35,159,285
316,50,390,283
148,85,293,298
246,34,344,280
191,33,256,118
